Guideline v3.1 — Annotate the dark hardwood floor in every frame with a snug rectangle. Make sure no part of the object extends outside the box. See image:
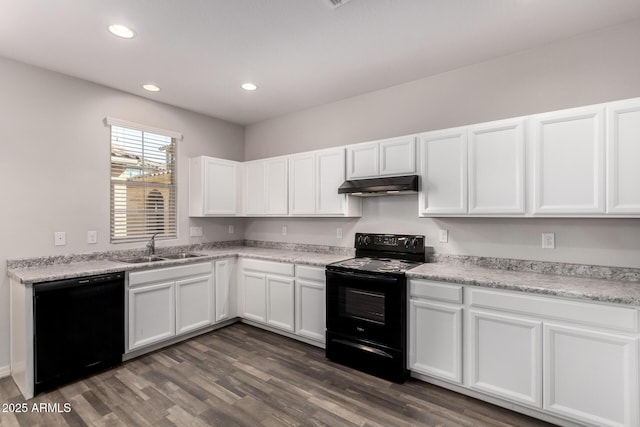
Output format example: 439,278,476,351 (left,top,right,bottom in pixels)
0,324,555,426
